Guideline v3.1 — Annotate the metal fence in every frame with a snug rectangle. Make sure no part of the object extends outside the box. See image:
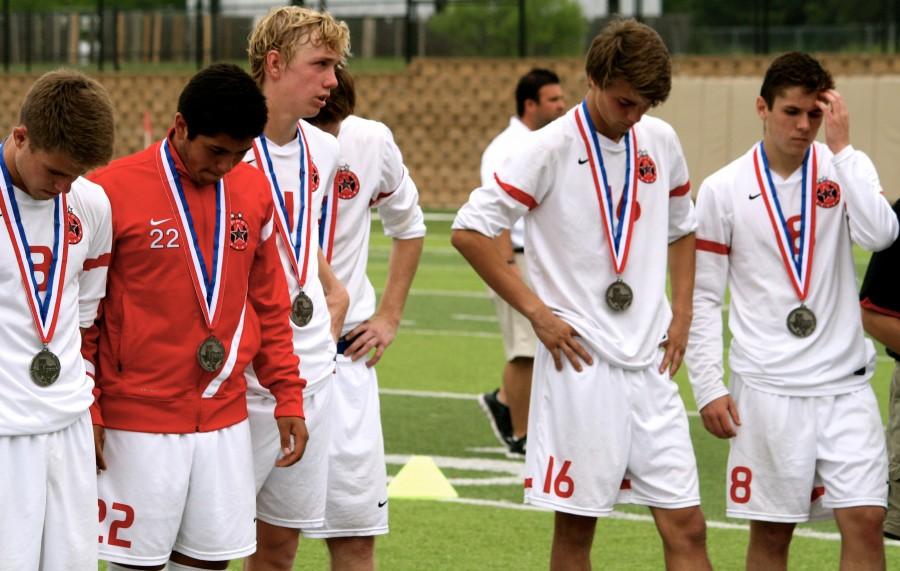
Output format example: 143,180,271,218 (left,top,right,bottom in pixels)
1,5,898,72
